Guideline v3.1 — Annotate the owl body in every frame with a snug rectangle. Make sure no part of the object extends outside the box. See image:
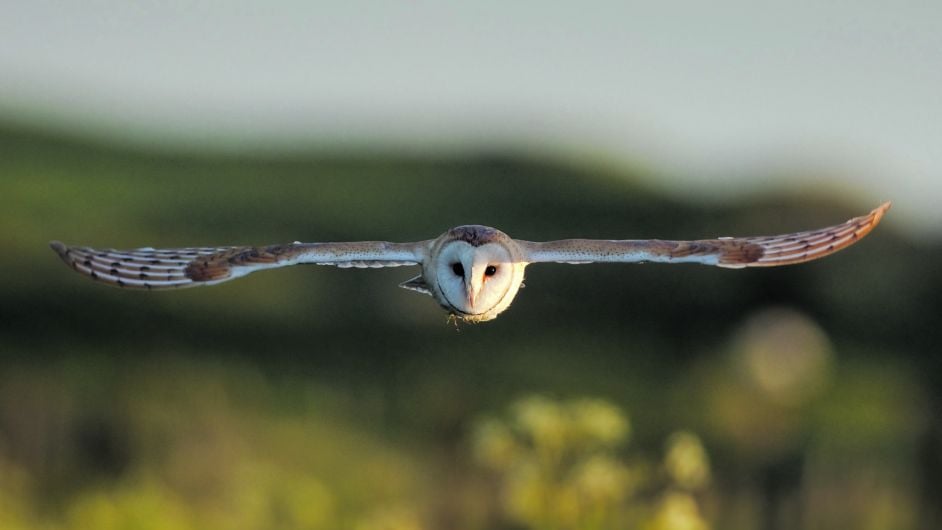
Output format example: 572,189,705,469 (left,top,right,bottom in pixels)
50,202,890,323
